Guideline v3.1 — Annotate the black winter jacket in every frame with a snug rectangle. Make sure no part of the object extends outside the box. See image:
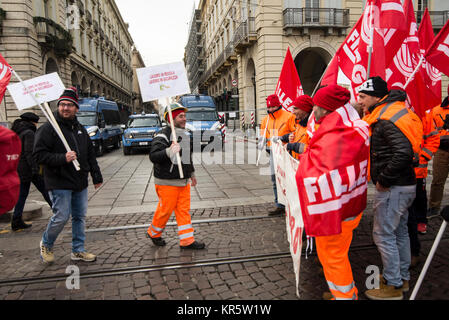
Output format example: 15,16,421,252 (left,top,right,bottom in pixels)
369,91,416,188
11,119,39,183
33,112,103,191
149,126,195,180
